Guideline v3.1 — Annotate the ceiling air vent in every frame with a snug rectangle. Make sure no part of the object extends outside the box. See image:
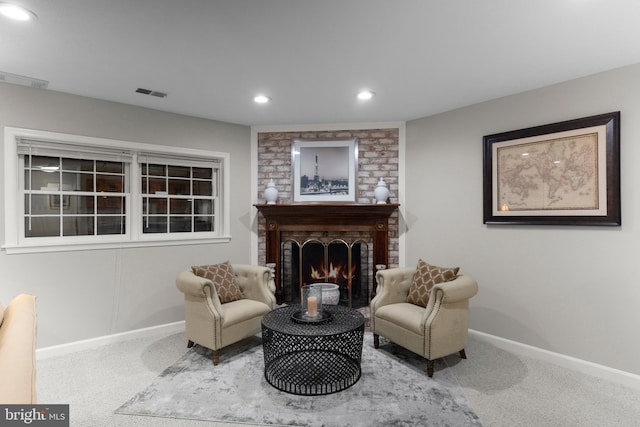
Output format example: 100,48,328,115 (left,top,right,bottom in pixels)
135,88,167,98
0,71,48,89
